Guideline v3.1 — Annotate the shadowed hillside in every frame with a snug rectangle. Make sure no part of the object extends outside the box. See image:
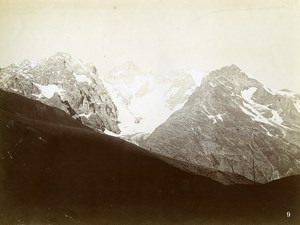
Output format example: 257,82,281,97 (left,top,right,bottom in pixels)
0,90,299,225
